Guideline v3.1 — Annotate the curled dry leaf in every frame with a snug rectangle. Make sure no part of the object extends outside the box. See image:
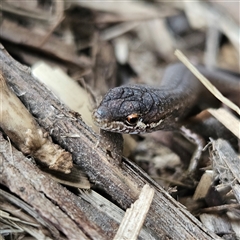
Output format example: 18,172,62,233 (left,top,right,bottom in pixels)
0,71,73,173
